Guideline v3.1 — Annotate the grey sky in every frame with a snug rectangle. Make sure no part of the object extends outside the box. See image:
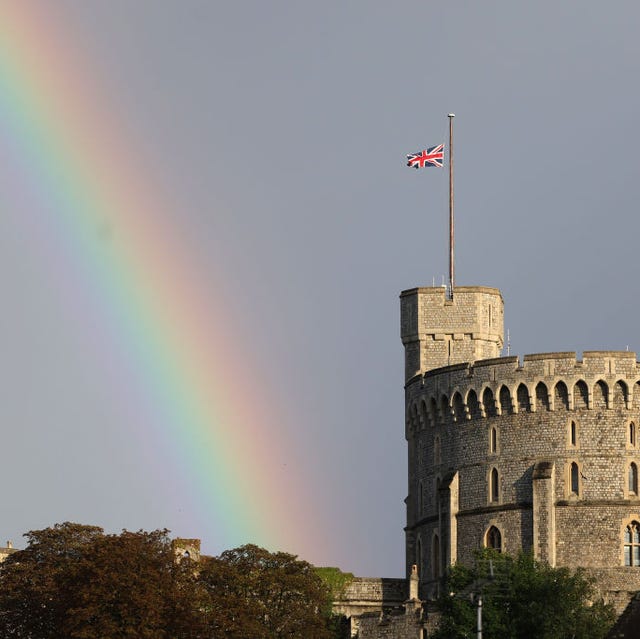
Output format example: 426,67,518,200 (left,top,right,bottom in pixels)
1,1,640,577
